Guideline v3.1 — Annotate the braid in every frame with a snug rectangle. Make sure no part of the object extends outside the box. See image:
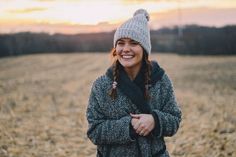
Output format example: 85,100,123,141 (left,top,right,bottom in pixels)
109,49,120,99
143,52,152,100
